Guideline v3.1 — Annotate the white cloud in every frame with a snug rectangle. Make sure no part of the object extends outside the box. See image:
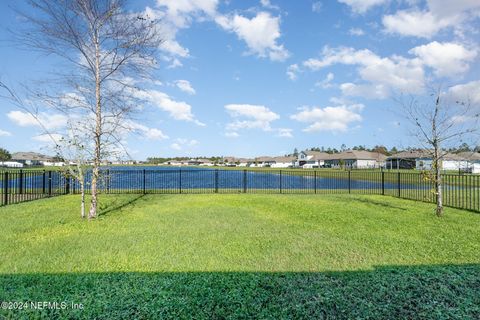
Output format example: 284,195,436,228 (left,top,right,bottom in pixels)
0,129,11,137
171,138,198,150
133,89,205,126
260,0,279,10
300,43,476,99
448,80,480,105
287,64,300,80
171,143,182,150
303,46,425,97
216,12,290,61
7,111,67,130
382,0,480,38
338,0,387,14
276,128,293,138
150,1,291,65
409,41,477,77
340,83,390,99
312,2,323,13
32,133,63,143
315,72,335,89
225,104,281,135
225,104,280,122
427,0,480,18
144,128,169,140
175,80,196,95
349,27,365,36
383,10,454,38
146,1,219,65
291,104,364,132
125,121,169,140
156,0,218,27
225,131,240,138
